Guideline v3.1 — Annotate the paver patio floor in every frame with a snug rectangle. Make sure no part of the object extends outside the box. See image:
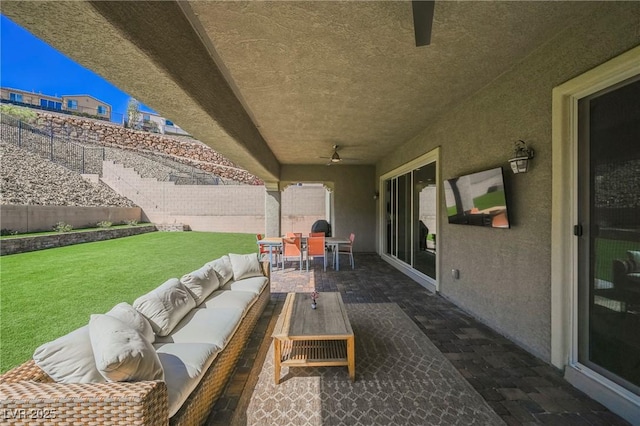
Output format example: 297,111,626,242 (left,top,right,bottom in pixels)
208,253,630,425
